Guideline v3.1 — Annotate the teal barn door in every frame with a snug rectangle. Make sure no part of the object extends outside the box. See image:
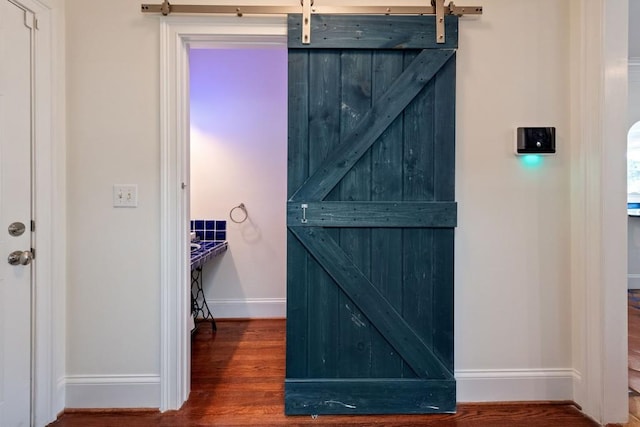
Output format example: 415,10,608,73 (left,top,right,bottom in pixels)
286,14,458,415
